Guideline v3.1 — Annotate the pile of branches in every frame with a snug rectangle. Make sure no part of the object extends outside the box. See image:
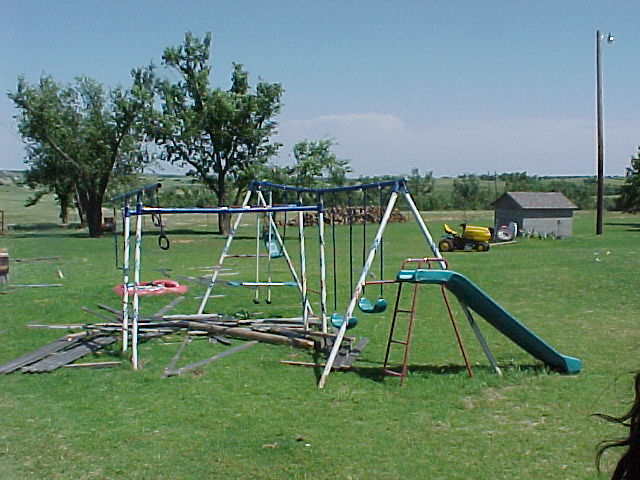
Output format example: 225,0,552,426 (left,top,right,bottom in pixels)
276,206,407,227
